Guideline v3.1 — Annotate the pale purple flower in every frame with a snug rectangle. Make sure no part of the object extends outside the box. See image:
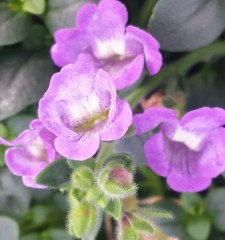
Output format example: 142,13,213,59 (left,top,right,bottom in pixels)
51,0,162,90
133,107,225,192
38,60,132,160
0,120,57,189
